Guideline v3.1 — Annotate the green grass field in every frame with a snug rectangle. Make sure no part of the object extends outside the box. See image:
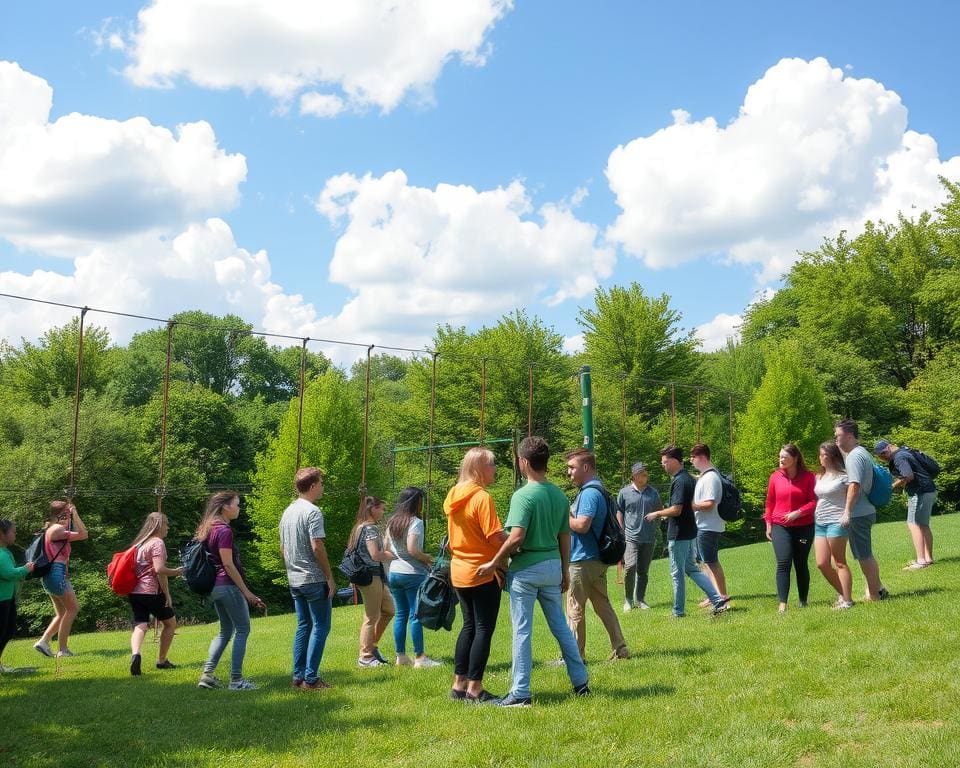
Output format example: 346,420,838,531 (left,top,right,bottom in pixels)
4,515,960,768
